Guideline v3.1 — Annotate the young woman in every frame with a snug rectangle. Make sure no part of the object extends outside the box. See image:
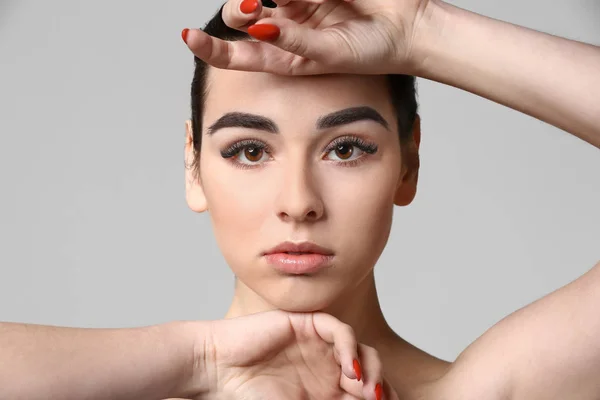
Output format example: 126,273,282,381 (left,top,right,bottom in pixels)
180,0,599,399
1,0,598,399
